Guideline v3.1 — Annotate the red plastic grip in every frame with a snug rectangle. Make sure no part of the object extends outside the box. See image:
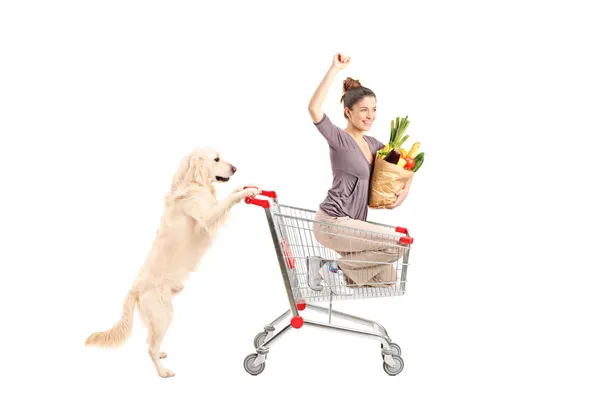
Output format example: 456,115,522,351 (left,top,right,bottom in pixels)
244,197,271,208
243,186,277,199
243,186,276,208
395,226,413,244
400,236,414,245
395,226,408,234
